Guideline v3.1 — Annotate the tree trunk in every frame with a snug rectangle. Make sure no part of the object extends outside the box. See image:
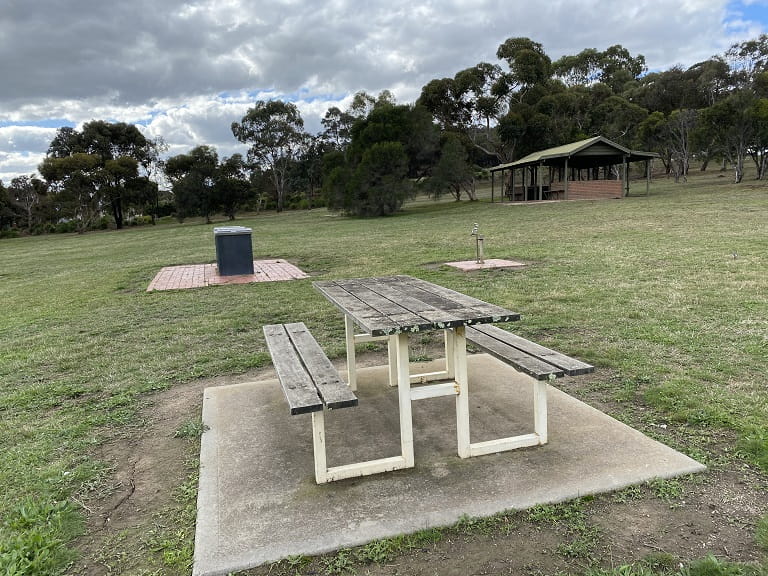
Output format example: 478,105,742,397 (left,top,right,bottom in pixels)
274,173,284,213
112,198,124,229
